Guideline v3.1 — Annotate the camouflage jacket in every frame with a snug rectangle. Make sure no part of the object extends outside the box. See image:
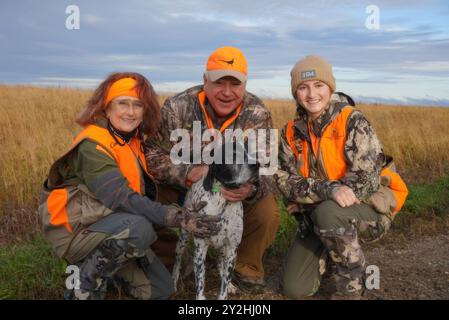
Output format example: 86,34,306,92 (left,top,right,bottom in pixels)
274,93,386,207
144,85,274,205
